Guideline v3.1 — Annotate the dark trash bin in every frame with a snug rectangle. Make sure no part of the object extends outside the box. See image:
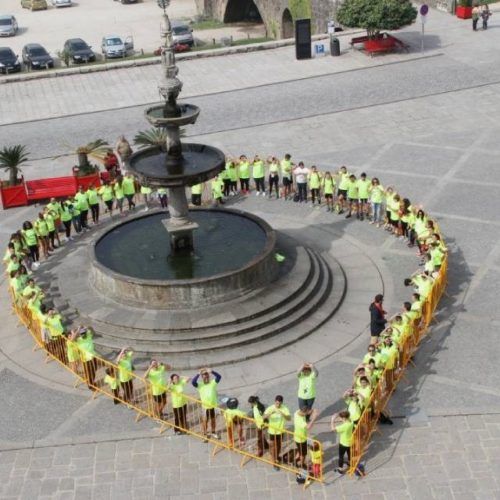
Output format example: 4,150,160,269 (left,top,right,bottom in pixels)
330,35,340,56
